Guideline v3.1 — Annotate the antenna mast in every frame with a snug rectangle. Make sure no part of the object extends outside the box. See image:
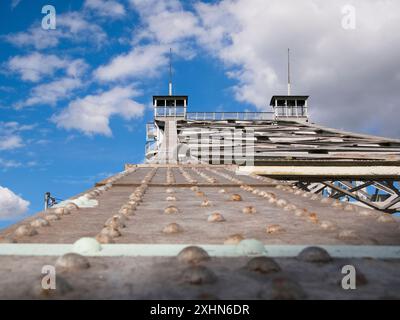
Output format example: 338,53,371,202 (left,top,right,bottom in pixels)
287,48,291,96
168,48,172,96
